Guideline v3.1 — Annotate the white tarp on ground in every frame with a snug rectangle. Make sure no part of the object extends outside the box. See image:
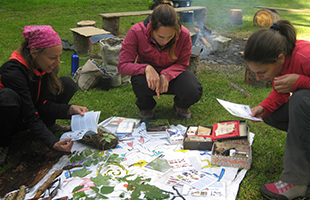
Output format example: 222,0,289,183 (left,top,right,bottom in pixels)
3,121,254,200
